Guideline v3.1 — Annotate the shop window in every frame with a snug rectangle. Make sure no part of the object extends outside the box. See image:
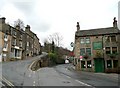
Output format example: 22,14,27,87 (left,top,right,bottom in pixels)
107,60,112,68
81,61,86,68
106,47,110,54
113,60,118,68
87,61,92,68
